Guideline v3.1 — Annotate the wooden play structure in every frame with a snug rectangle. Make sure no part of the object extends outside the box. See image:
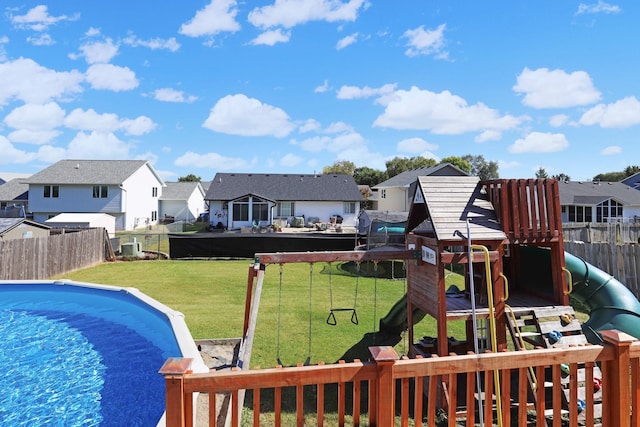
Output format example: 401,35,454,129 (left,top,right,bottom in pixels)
161,177,640,426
